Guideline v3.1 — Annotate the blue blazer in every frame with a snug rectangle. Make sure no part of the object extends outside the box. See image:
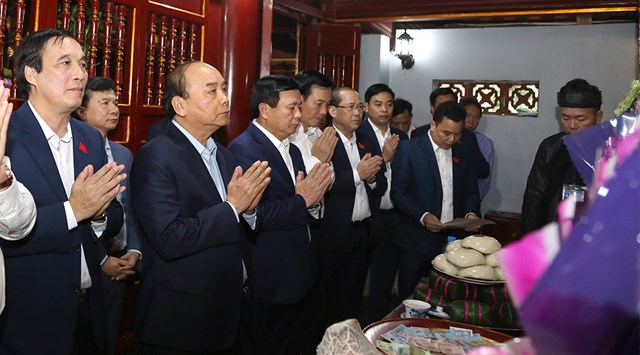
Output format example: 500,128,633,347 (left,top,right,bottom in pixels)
131,122,246,352
318,130,387,252
356,119,409,152
108,141,141,265
228,123,315,305
413,125,489,180
391,133,480,254
0,103,123,354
